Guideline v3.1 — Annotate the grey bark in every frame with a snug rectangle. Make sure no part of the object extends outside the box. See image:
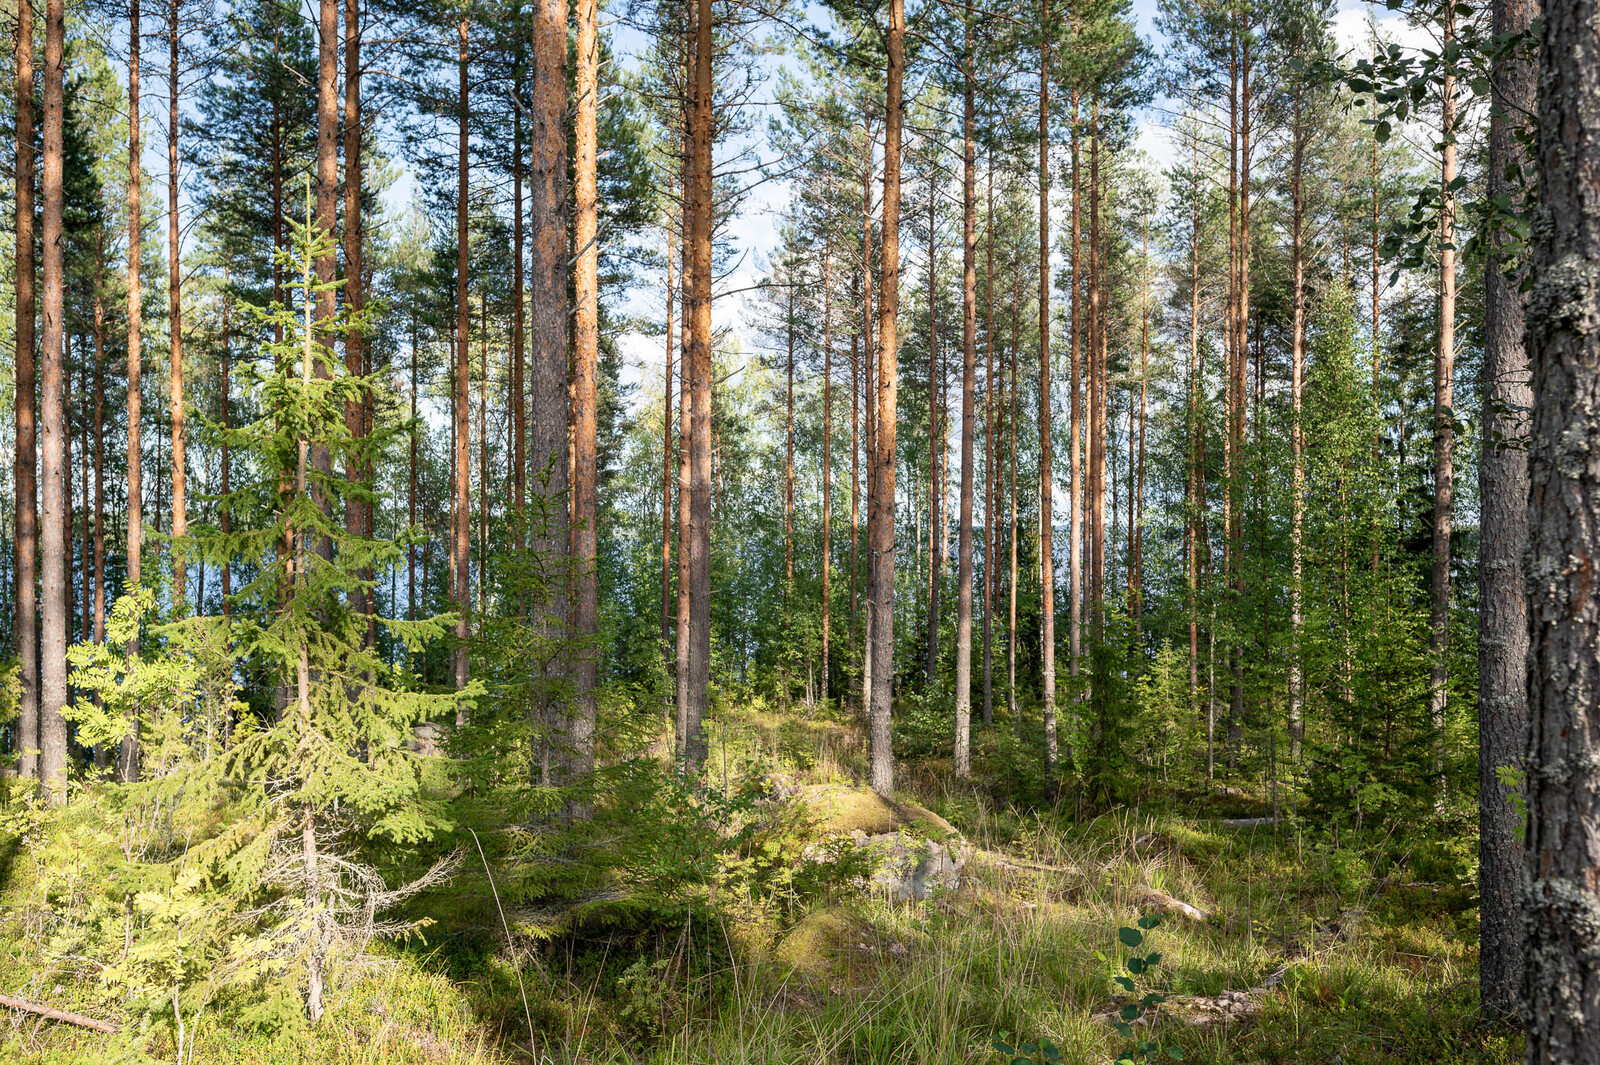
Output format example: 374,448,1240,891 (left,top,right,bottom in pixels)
1477,0,1534,1021
1521,0,1600,1054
